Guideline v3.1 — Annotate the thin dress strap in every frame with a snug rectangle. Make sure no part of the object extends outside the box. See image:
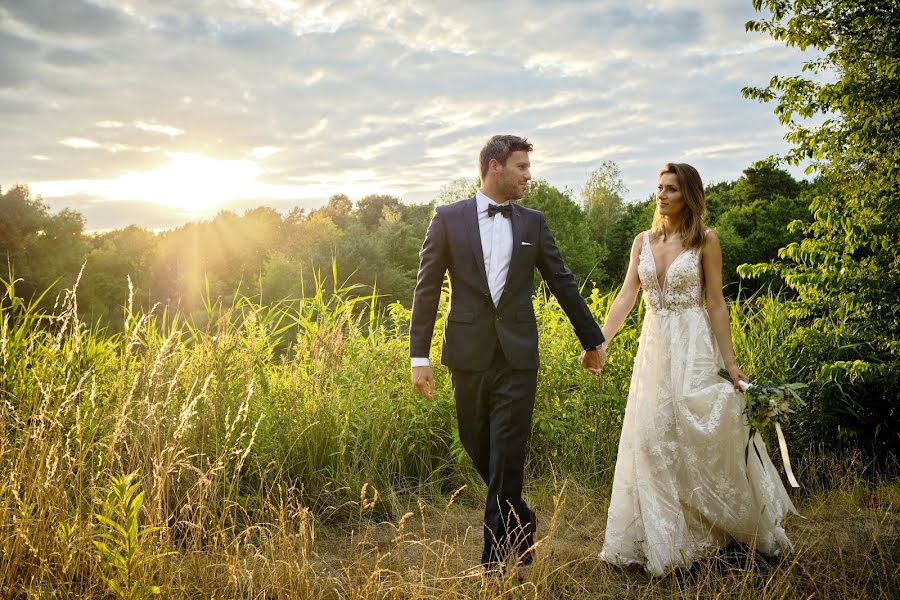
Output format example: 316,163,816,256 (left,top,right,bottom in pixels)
698,229,712,304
